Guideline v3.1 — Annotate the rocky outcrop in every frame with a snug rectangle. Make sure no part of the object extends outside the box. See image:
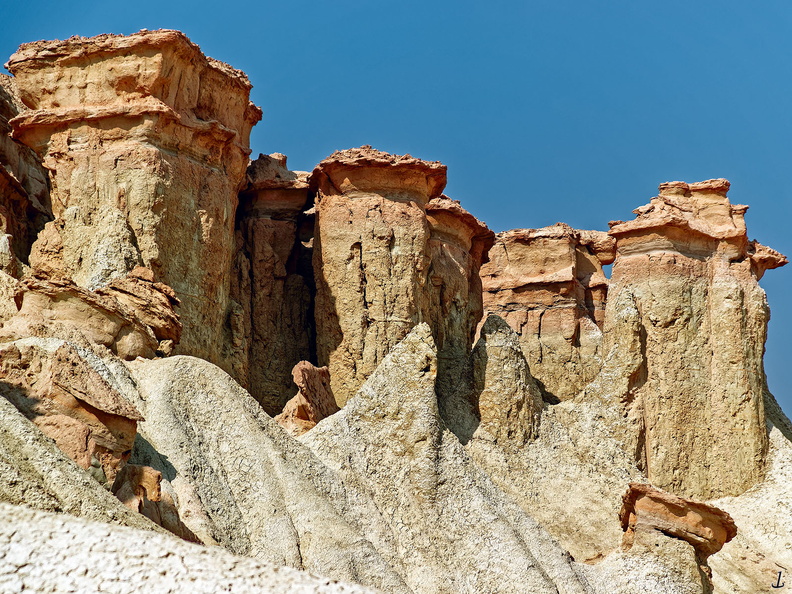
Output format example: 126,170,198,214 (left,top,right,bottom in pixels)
620,483,736,558
0,361,162,532
0,75,50,268
470,314,542,446
7,30,261,374
0,503,373,594
302,324,592,594
123,354,410,592
0,338,143,484
603,179,787,499
311,146,445,405
232,153,313,412
311,147,492,408
111,463,199,542
481,223,615,402
0,268,179,359
275,361,339,437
